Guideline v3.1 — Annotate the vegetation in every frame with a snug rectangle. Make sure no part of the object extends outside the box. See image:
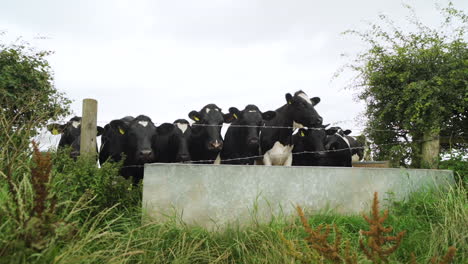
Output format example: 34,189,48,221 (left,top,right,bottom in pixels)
0,147,465,263
343,2,468,168
0,33,70,132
